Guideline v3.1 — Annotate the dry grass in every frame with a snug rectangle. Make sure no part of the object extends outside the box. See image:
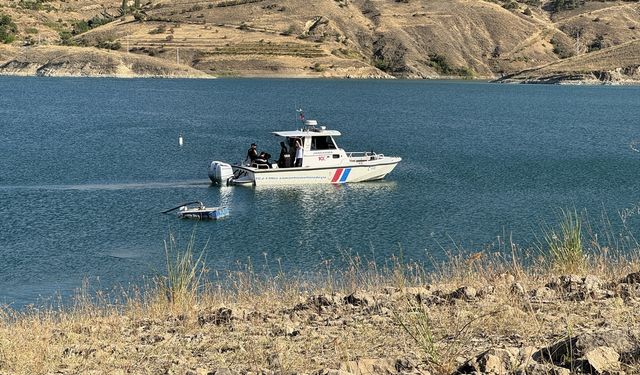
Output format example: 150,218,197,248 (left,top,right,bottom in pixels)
2,213,640,374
